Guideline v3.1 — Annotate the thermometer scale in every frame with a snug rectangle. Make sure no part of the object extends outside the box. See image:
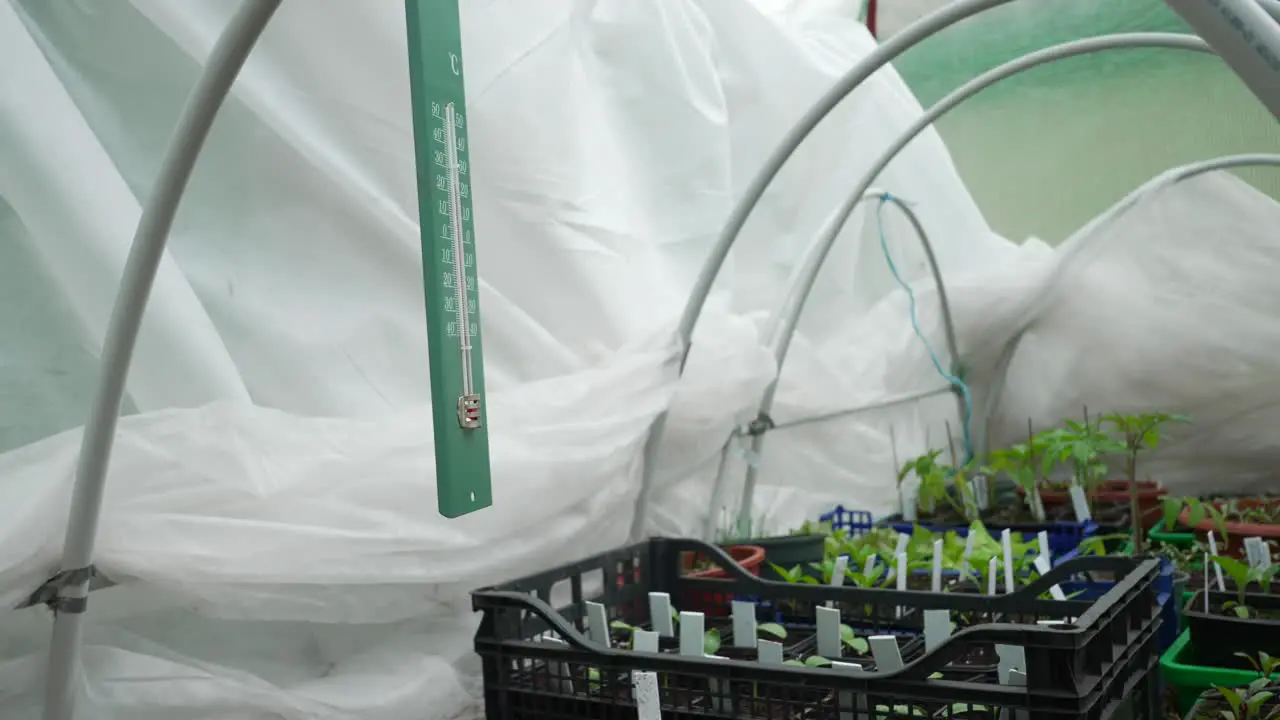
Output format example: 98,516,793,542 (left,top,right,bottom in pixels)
405,0,492,518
